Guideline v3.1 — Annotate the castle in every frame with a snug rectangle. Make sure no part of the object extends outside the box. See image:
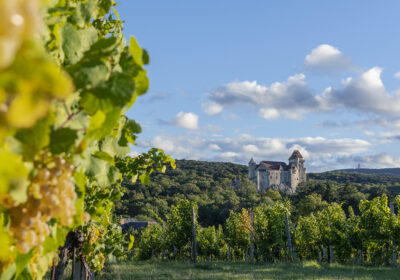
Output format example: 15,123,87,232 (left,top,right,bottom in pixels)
248,150,306,193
